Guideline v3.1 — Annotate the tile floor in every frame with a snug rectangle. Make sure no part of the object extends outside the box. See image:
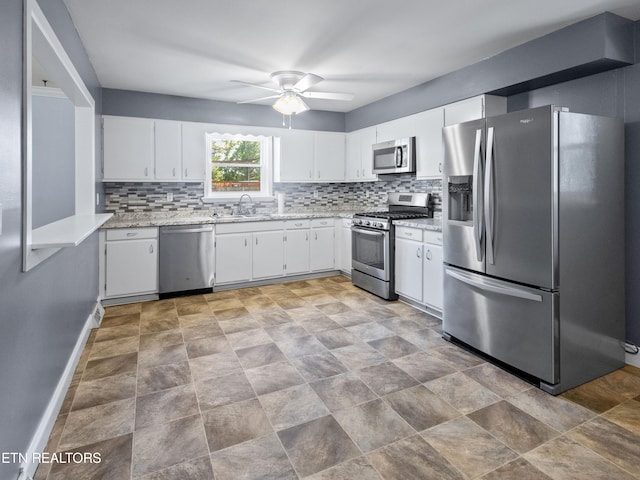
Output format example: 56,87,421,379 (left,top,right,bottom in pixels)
34,276,640,480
